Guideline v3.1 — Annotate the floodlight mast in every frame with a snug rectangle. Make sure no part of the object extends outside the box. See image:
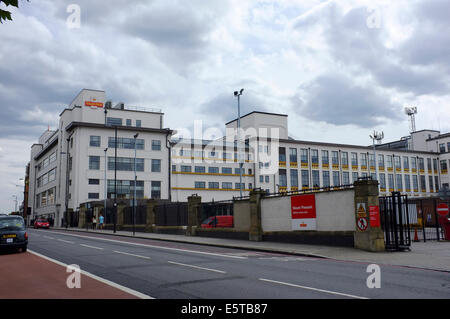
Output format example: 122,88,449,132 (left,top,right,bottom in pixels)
370,131,384,188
